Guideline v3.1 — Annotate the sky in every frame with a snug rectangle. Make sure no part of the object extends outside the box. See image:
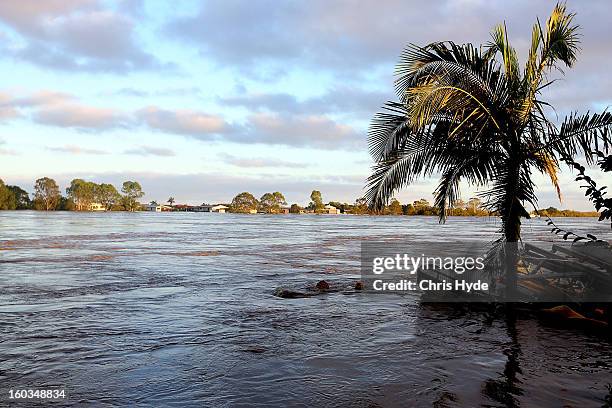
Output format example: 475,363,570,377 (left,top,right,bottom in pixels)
0,0,610,209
